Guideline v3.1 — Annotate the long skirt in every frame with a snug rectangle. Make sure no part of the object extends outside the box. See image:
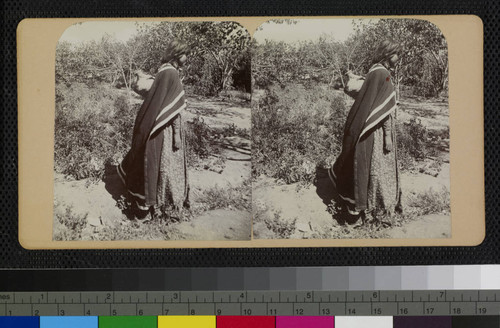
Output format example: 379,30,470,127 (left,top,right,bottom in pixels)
367,122,401,216
156,114,190,210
